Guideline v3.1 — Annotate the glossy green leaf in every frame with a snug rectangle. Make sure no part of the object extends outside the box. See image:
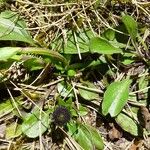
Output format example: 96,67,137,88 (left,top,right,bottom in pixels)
102,79,131,117
78,81,99,101
115,112,142,136
0,47,20,61
68,122,104,150
122,15,138,40
21,107,50,138
0,11,35,45
89,37,122,54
